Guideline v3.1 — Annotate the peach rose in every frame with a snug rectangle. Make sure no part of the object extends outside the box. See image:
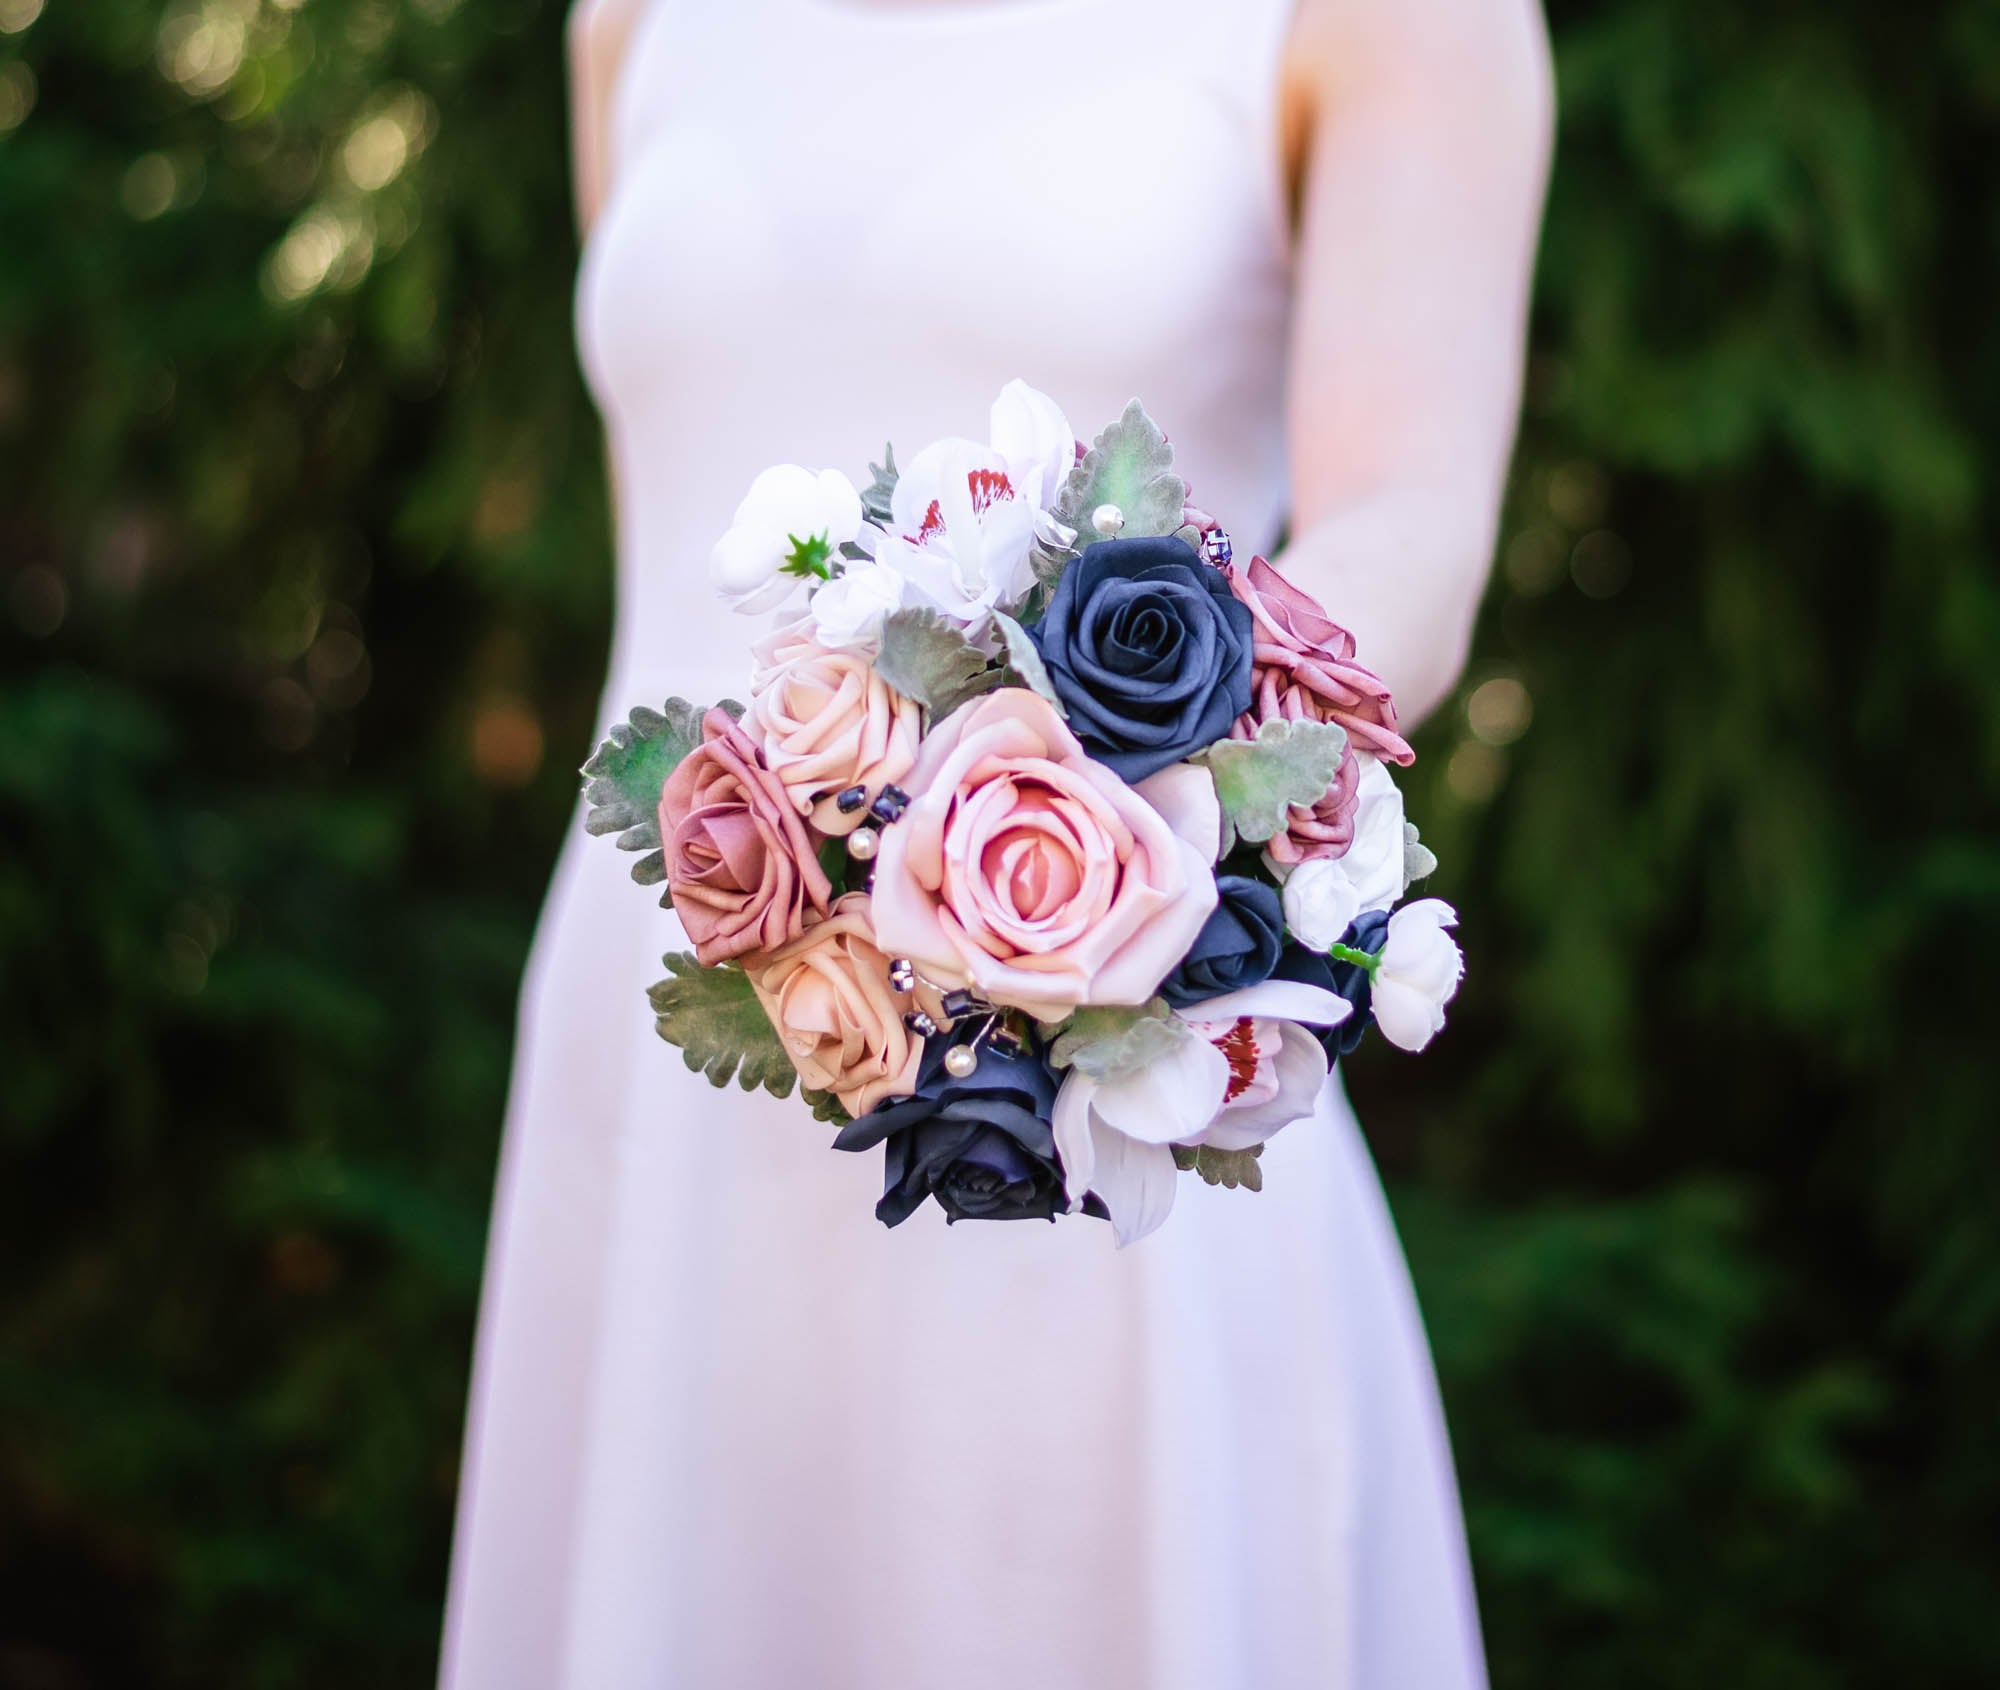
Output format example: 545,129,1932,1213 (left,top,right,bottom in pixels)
658,706,832,965
1227,554,1415,765
745,623,922,835
746,893,947,1116
870,688,1221,1021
